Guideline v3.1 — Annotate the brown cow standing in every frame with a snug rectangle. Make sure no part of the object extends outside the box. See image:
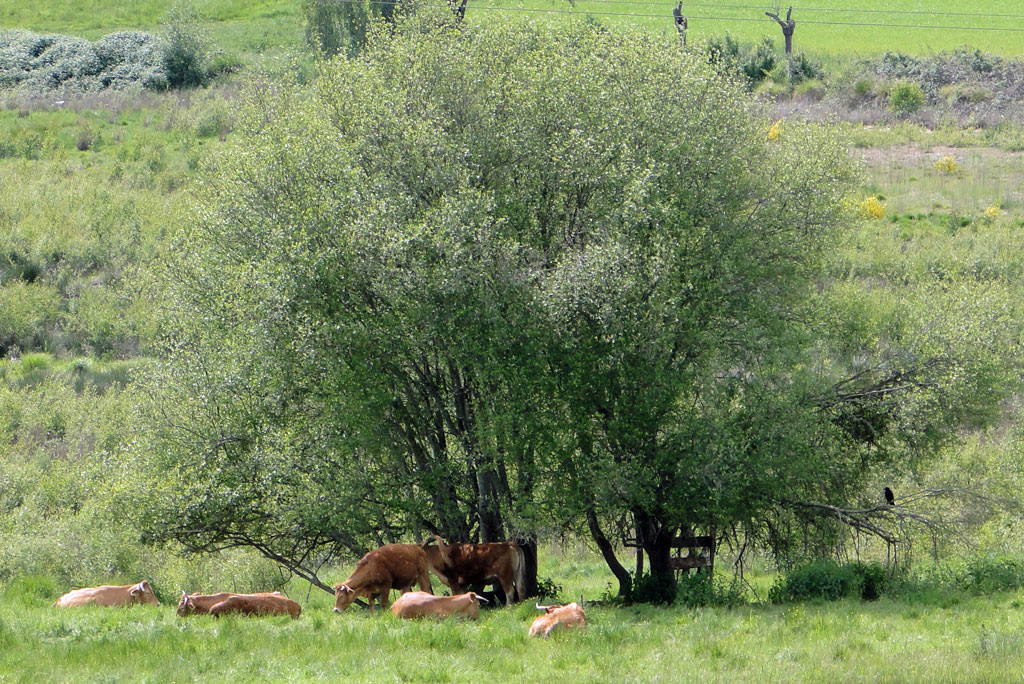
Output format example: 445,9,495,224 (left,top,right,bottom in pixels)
177,591,287,617
528,602,587,637
55,581,160,608
208,594,301,619
422,535,525,606
334,543,434,612
389,591,487,620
